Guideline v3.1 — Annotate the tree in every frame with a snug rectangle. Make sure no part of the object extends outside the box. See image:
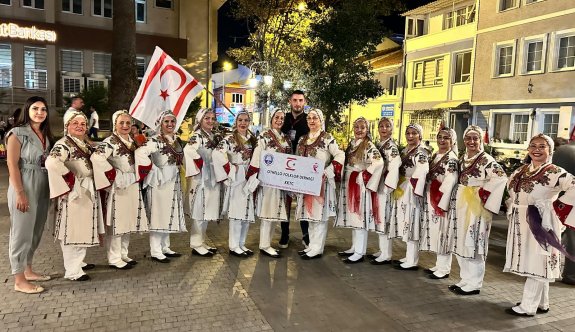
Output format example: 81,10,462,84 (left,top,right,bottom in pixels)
109,0,138,112
305,0,405,130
